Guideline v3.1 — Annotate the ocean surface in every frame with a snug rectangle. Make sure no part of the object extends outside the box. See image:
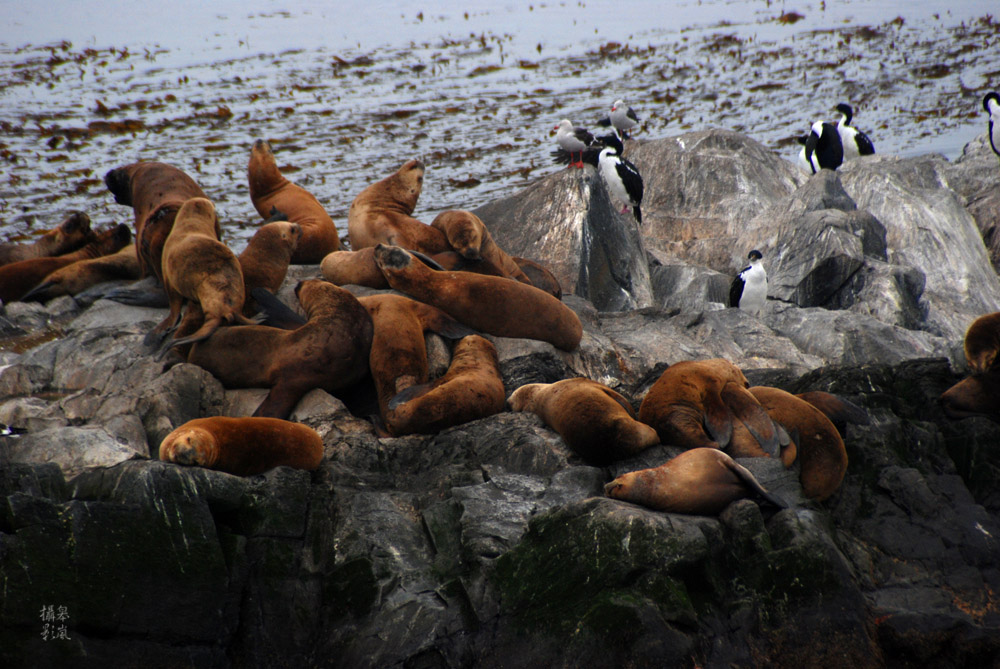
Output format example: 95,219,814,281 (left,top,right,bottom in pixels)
2,0,998,248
